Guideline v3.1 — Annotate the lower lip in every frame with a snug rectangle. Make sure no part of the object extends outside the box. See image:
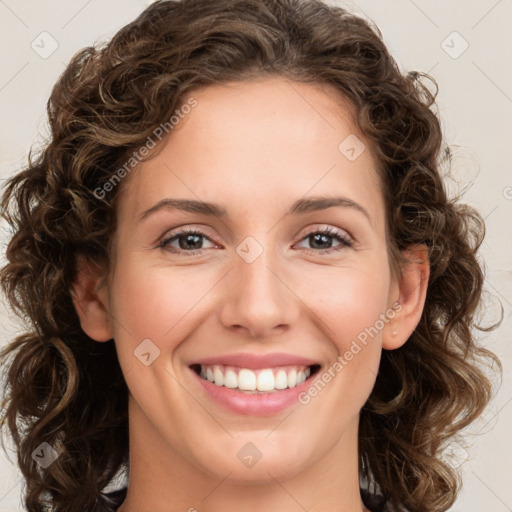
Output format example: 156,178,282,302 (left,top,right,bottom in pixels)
189,367,319,416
